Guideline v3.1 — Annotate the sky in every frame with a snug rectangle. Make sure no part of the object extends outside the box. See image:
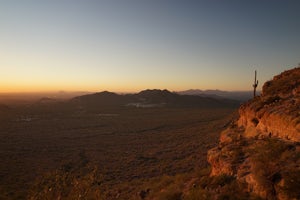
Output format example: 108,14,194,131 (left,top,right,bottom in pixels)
1,0,300,93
